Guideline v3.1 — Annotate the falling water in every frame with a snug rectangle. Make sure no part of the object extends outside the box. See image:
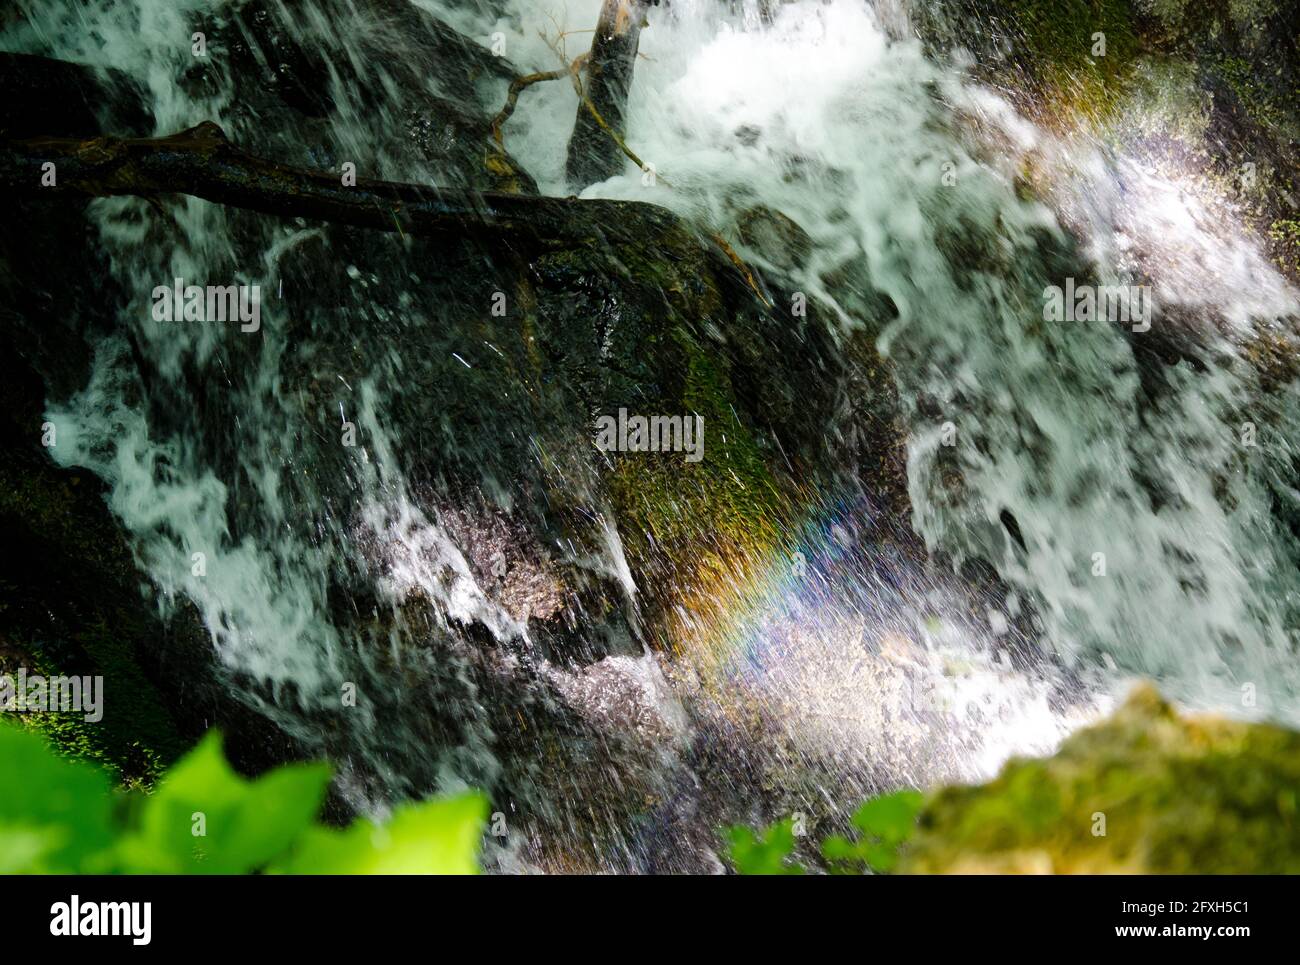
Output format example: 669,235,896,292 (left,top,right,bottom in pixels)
8,0,1300,871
